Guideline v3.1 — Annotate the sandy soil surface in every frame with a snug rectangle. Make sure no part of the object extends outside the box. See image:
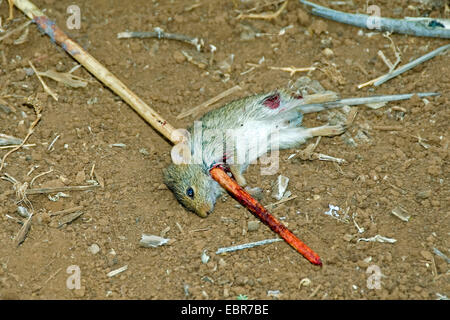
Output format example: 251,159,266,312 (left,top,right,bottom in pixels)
0,0,448,300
